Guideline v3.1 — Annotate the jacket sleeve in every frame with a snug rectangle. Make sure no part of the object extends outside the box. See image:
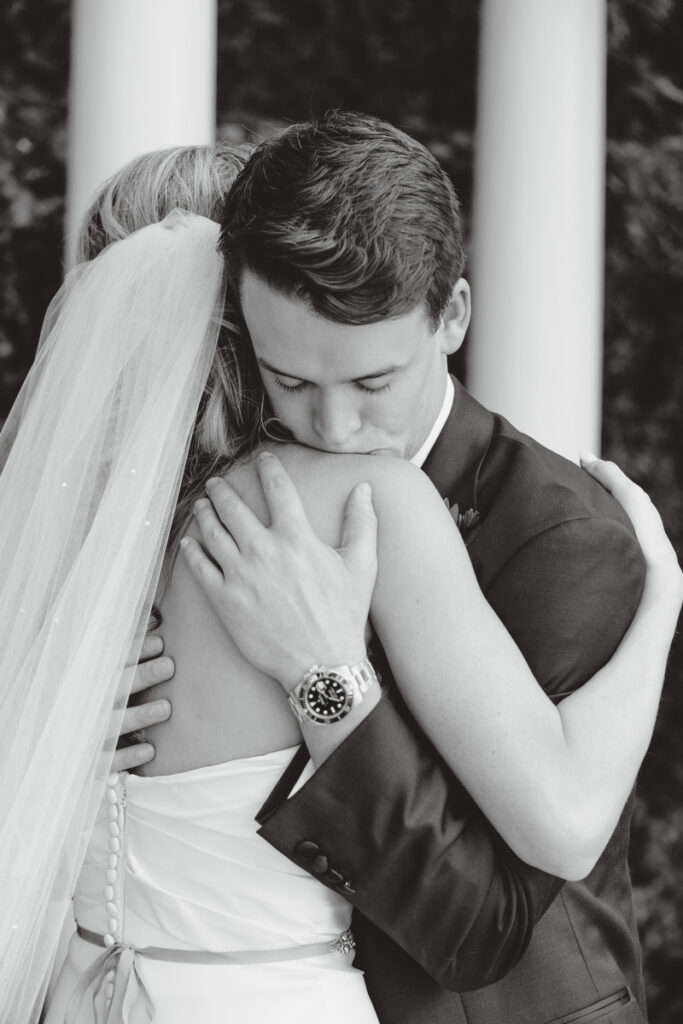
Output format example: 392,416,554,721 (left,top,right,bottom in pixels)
256,515,645,991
